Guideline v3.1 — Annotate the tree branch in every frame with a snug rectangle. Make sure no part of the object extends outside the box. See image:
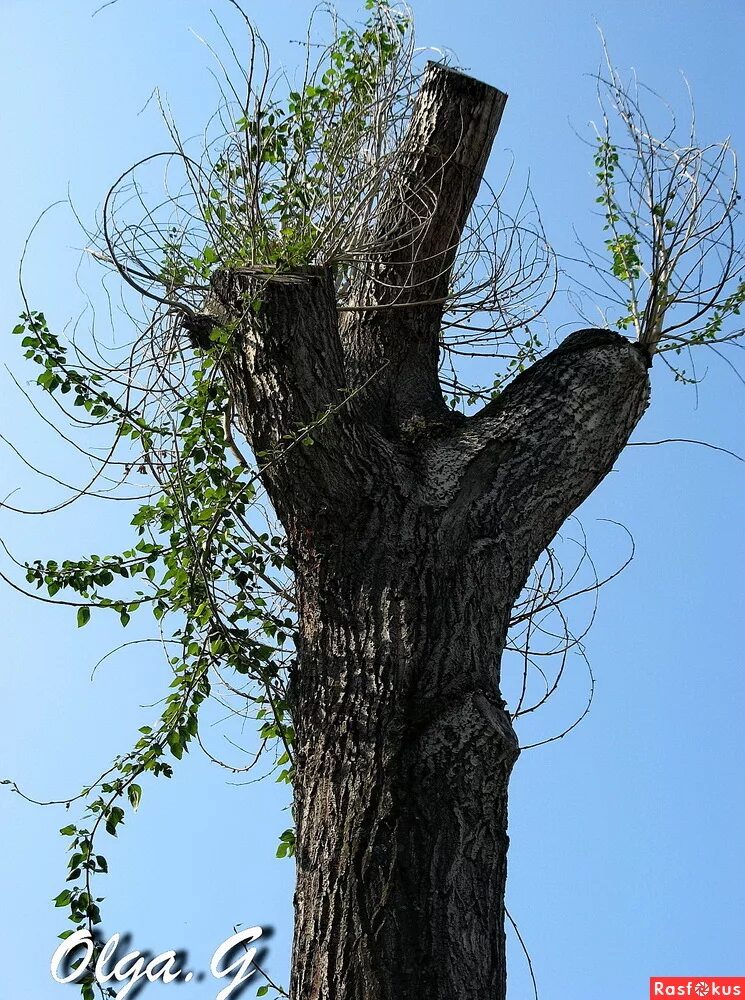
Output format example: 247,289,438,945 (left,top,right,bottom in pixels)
428,330,651,600
211,266,398,525
341,62,508,431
